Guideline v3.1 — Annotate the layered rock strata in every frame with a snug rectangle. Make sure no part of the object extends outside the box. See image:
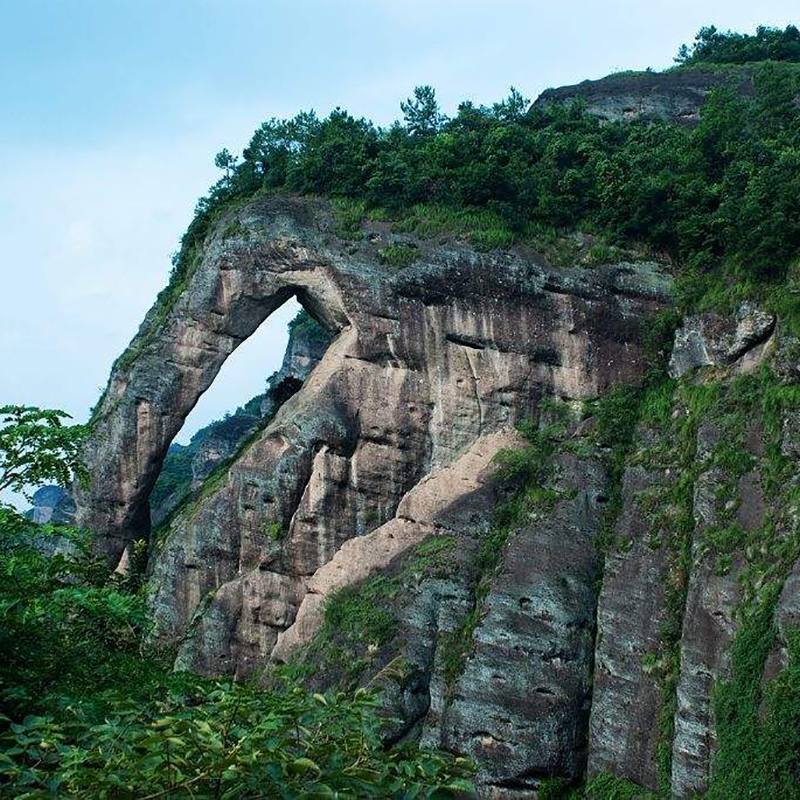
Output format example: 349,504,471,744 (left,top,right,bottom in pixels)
80,194,800,795
78,196,670,683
